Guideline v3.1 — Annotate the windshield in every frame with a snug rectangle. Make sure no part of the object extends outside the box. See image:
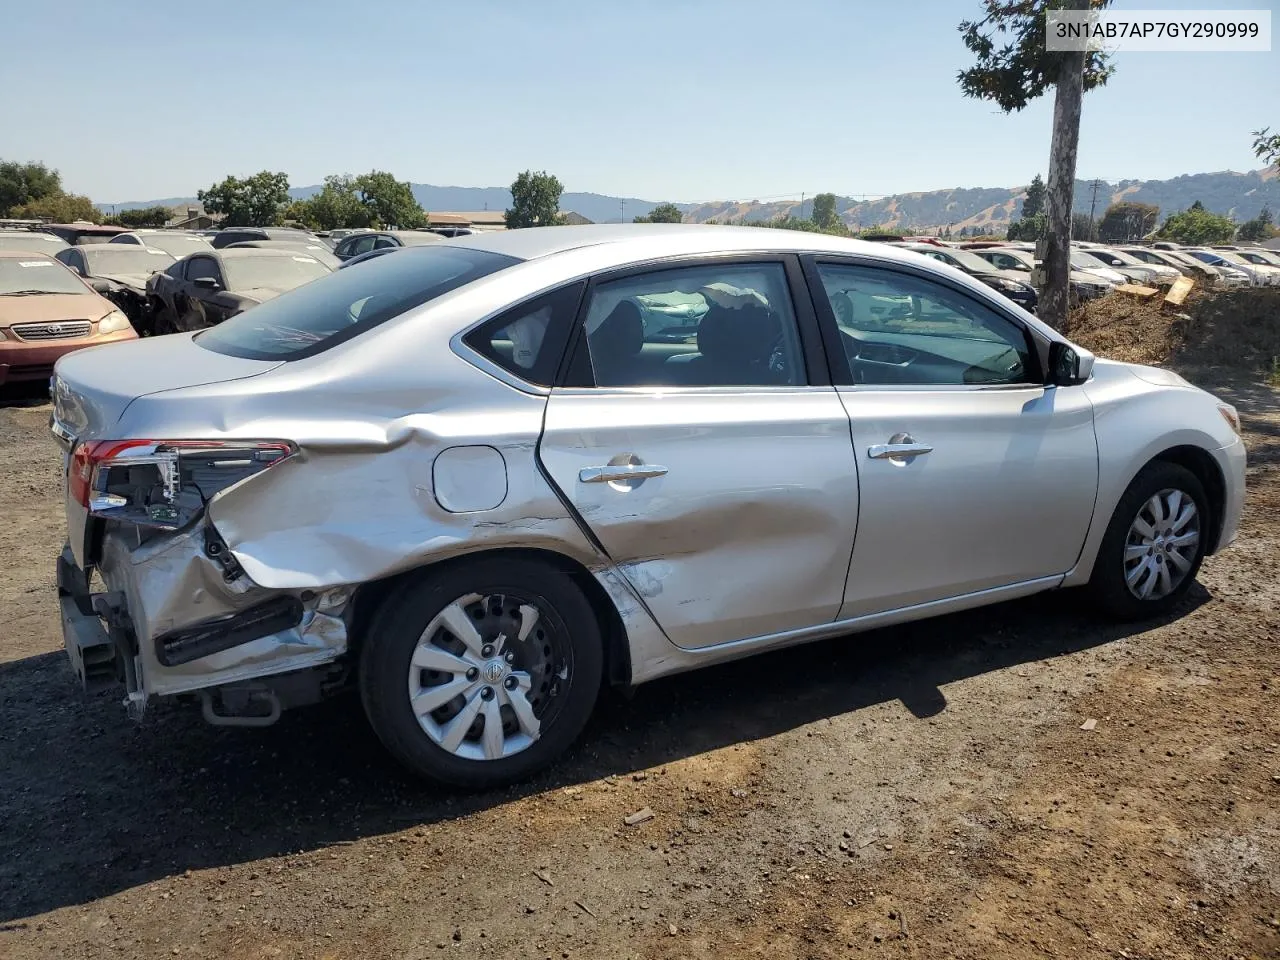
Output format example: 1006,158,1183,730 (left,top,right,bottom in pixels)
198,246,517,359
0,257,90,295
1090,248,1141,267
398,232,445,246
1071,251,1111,269
1212,251,1249,265
942,248,1002,272
83,248,174,275
136,234,212,257
223,254,332,292
0,232,70,253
